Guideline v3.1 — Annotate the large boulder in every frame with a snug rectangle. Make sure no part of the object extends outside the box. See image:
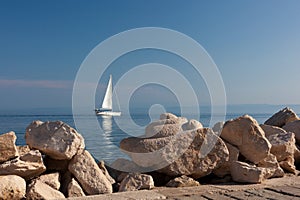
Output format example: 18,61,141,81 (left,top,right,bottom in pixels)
221,115,271,164
261,124,300,168
267,132,296,162
0,175,26,200
26,180,65,200
0,131,18,163
68,150,113,195
166,175,200,187
0,150,46,180
283,120,300,144
261,124,298,173
231,161,269,183
121,127,229,179
119,173,154,192
264,107,299,127
25,120,85,160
